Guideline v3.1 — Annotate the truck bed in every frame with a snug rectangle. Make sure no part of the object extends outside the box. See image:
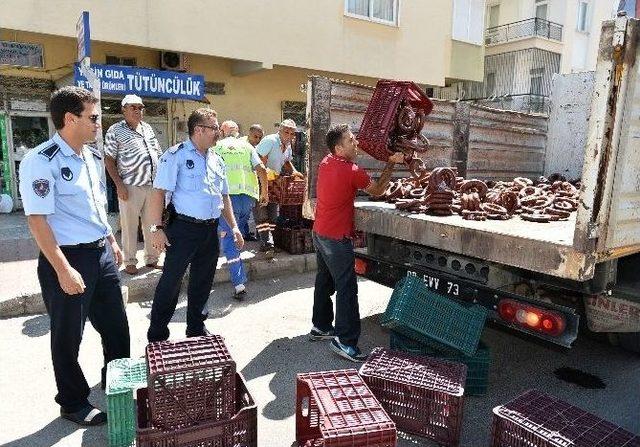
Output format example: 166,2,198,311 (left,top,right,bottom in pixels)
354,201,593,281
